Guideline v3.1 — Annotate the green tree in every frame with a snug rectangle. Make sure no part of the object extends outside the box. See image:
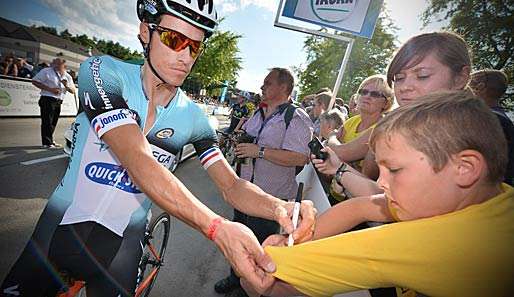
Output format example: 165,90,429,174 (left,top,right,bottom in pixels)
422,0,514,107
295,11,397,102
185,30,242,96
